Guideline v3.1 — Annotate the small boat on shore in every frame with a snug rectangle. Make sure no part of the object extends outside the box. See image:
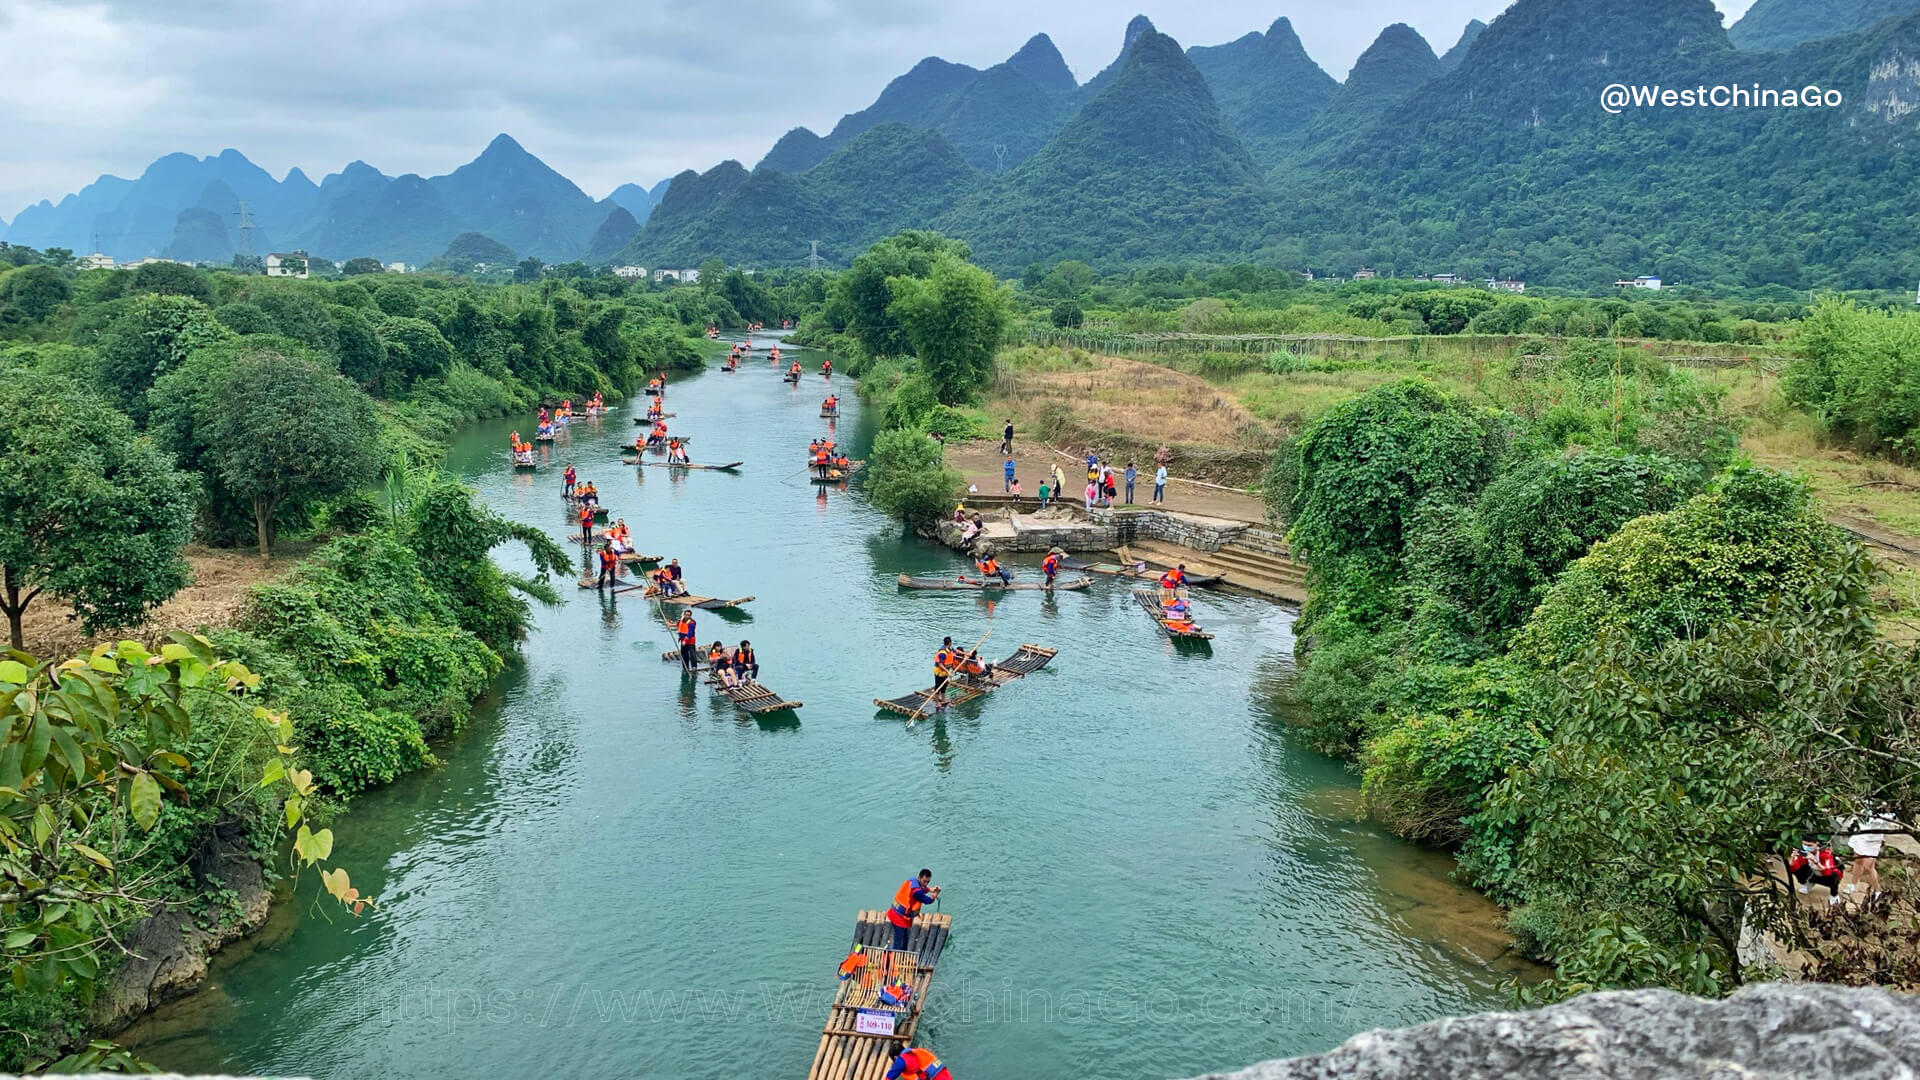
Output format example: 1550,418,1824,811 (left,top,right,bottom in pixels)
642,461,743,472
896,574,1091,593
